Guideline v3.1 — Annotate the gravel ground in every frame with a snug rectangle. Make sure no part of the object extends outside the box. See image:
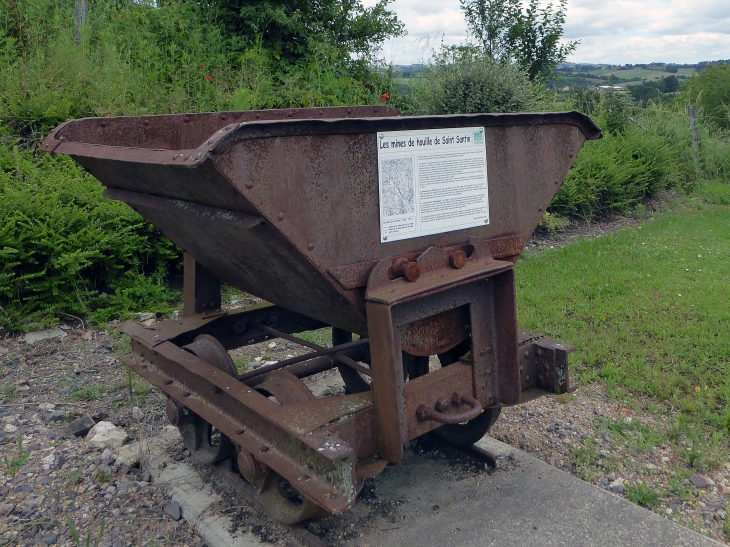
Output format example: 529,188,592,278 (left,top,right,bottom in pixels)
0,328,206,547
2,191,726,546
